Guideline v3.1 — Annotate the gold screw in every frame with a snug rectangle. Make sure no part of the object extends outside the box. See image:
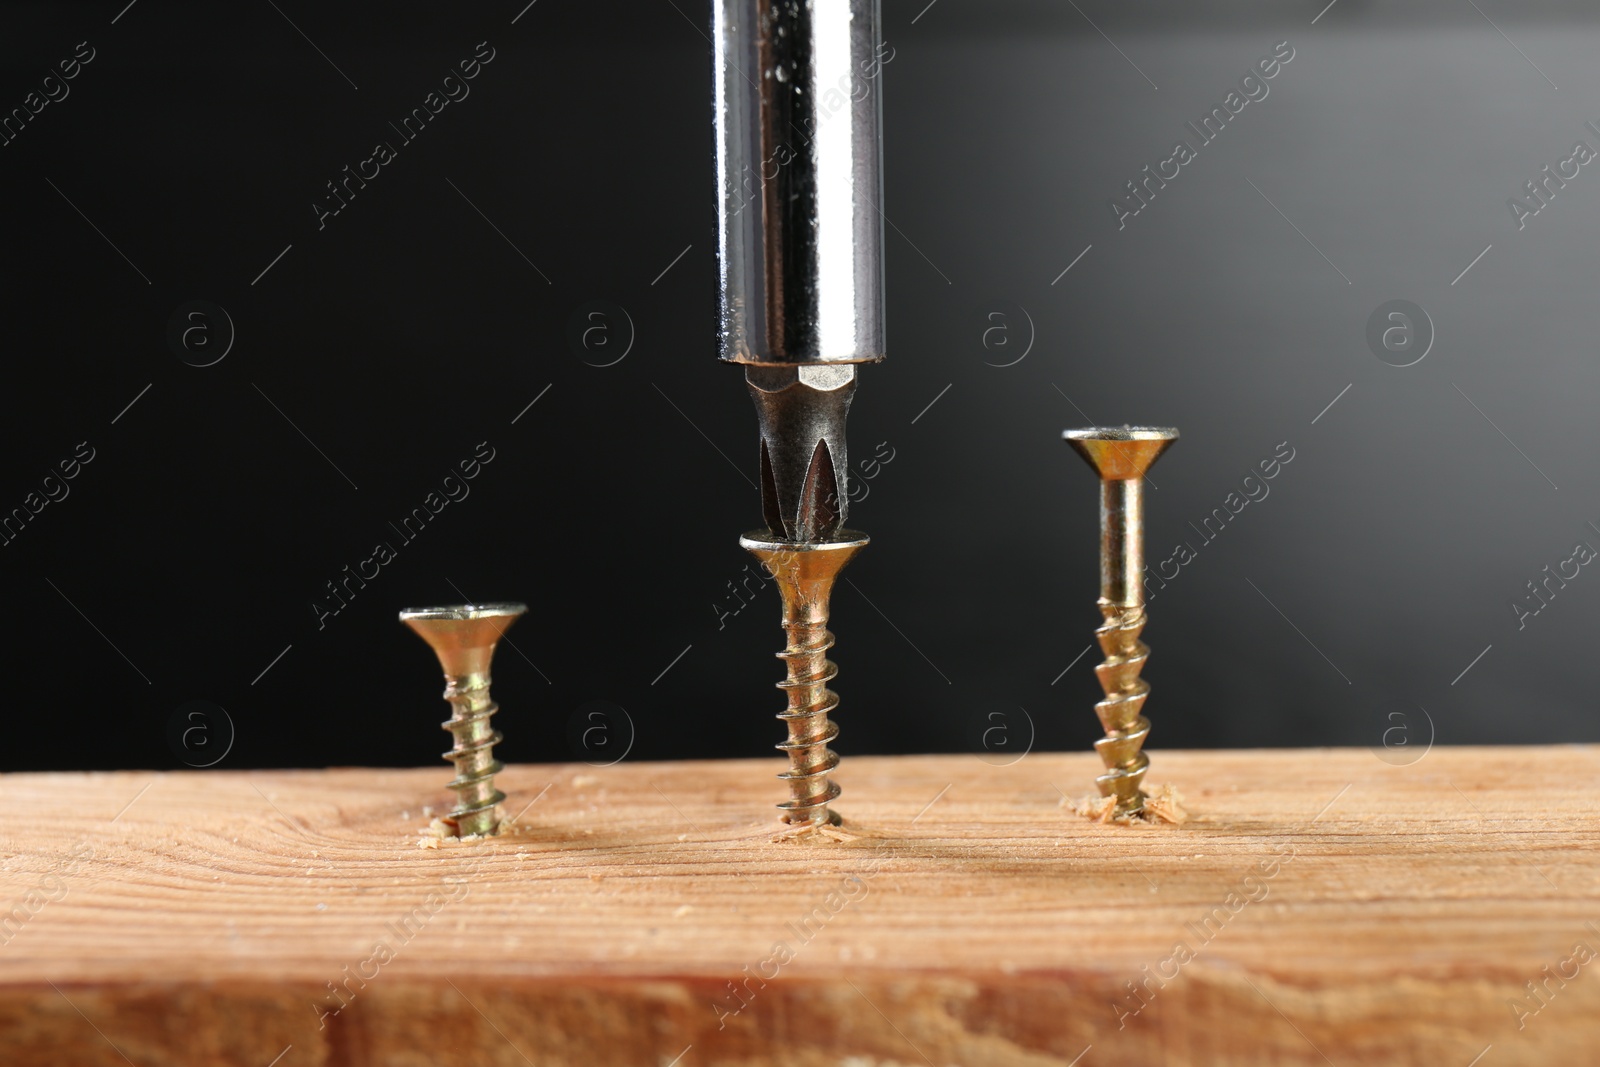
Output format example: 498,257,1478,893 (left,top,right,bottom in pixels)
740,532,869,827
399,603,526,837
1064,427,1178,820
